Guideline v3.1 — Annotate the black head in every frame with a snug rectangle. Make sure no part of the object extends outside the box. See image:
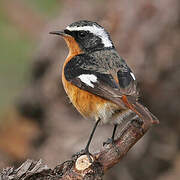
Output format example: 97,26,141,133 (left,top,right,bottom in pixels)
63,20,114,52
